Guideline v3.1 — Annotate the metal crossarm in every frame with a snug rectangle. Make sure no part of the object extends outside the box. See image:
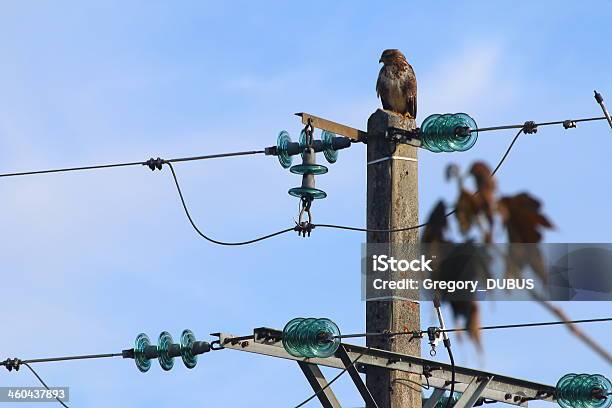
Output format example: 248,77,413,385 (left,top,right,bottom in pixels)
216,329,557,407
